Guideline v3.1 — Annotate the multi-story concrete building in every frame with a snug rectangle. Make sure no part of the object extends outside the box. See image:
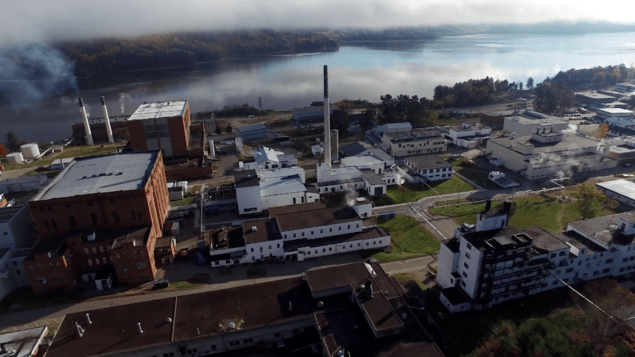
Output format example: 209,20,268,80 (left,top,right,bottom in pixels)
210,199,390,267
486,129,617,180
381,128,447,157
437,201,635,313
403,155,454,182
24,152,169,293
444,123,491,149
127,101,191,157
